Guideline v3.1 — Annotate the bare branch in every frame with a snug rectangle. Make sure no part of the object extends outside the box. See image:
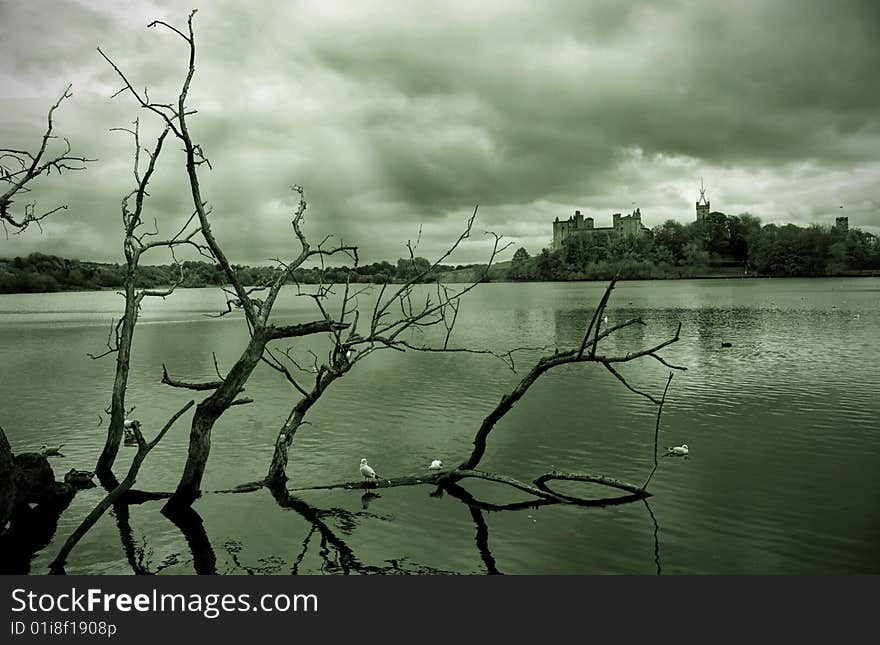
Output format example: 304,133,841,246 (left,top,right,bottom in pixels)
230,397,254,407
50,400,195,572
211,352,226,381
602,361,661,405
578,275,617,359
0,84,95,233
267,319,349,341
646,352,688,371
261,348,309,398
87,317,123,360
459,282,682,472
392,341,549,372
643,372,674,490
161,364,224,390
